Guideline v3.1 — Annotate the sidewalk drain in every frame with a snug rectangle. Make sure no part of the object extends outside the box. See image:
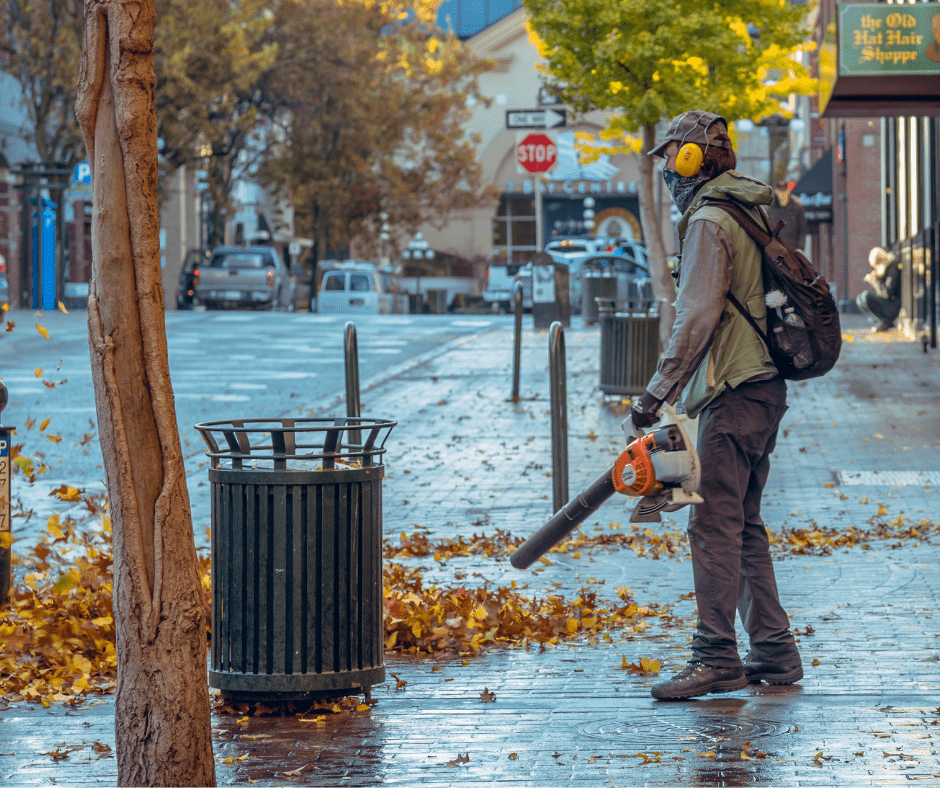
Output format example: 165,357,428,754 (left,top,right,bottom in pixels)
837,470,940,486
580,715,790,745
